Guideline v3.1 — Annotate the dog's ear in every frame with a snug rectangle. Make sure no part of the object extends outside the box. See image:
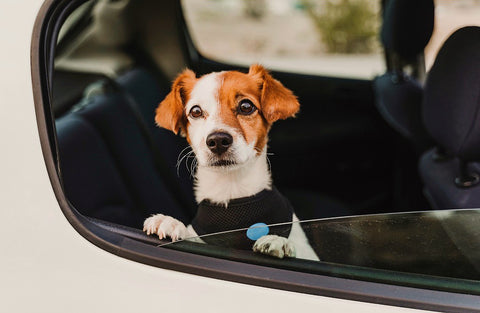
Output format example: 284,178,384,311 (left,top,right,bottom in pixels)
155,69,197,135
249,64,299,124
